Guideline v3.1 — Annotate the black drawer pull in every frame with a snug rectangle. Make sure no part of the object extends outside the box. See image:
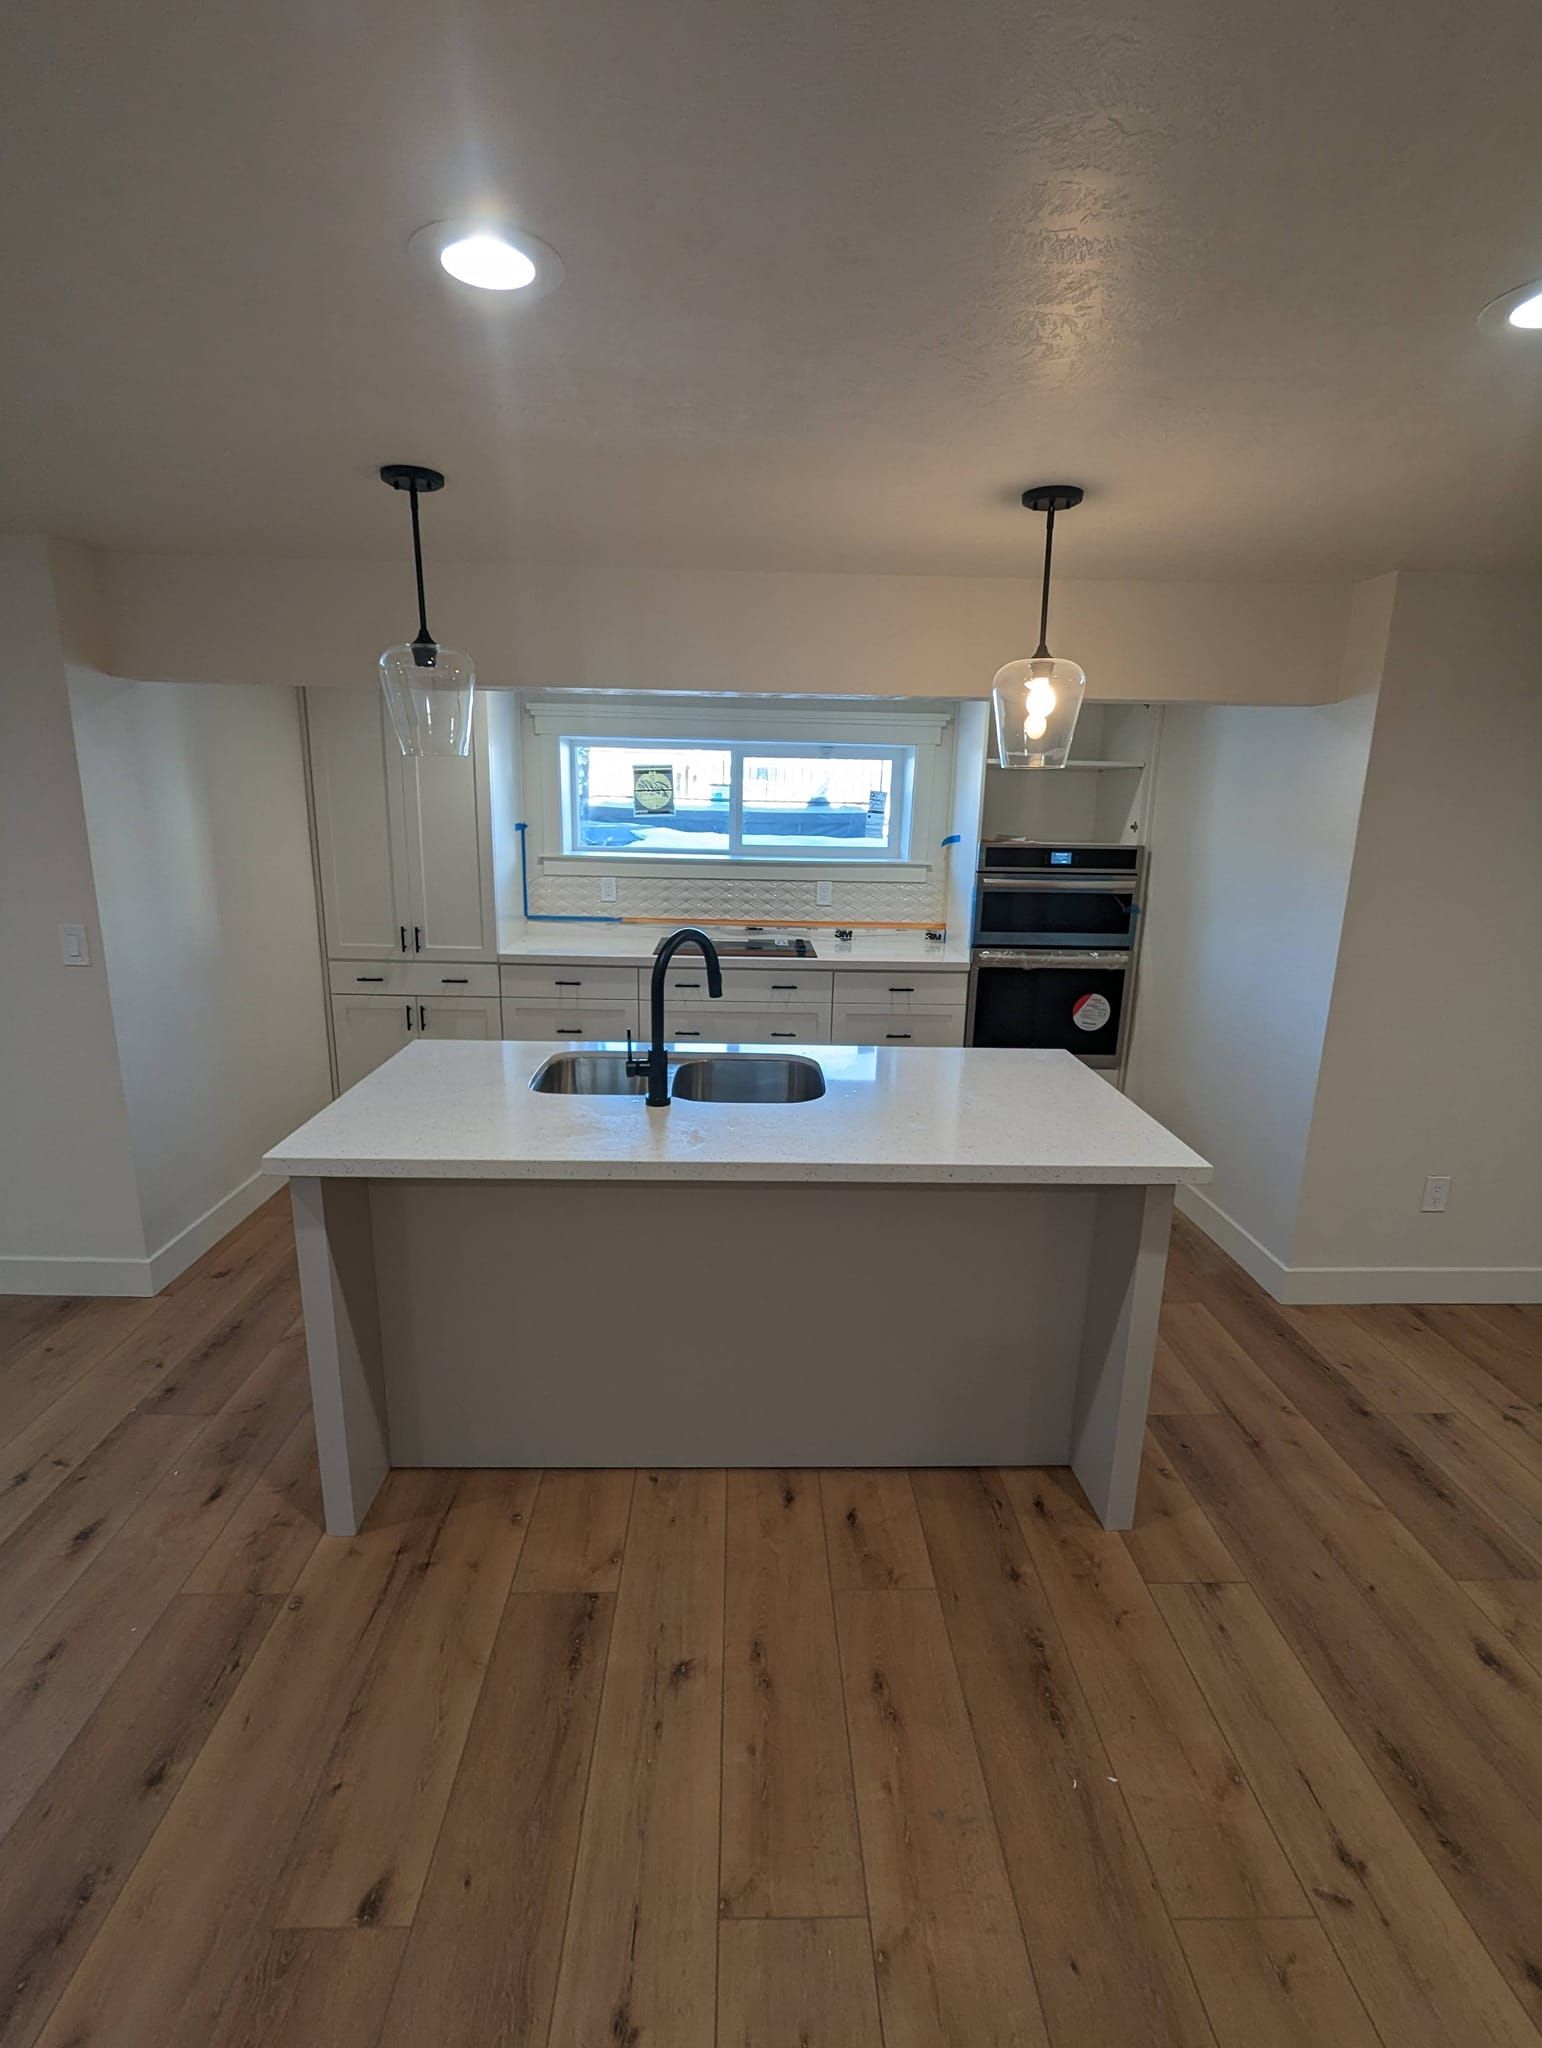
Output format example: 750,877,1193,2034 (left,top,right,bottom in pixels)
553,979,582,987
770,1031,795,1039
405,1004,413,1027
419,1003,427,1030
886,1031,912,1040
413,925,422,952
356,975,385,983
888,985,915,993
556,1027,582,1035
675,1029,702,1038
441,976,468,985
771,983,797,990
673,980,702,990
400,926,408,953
